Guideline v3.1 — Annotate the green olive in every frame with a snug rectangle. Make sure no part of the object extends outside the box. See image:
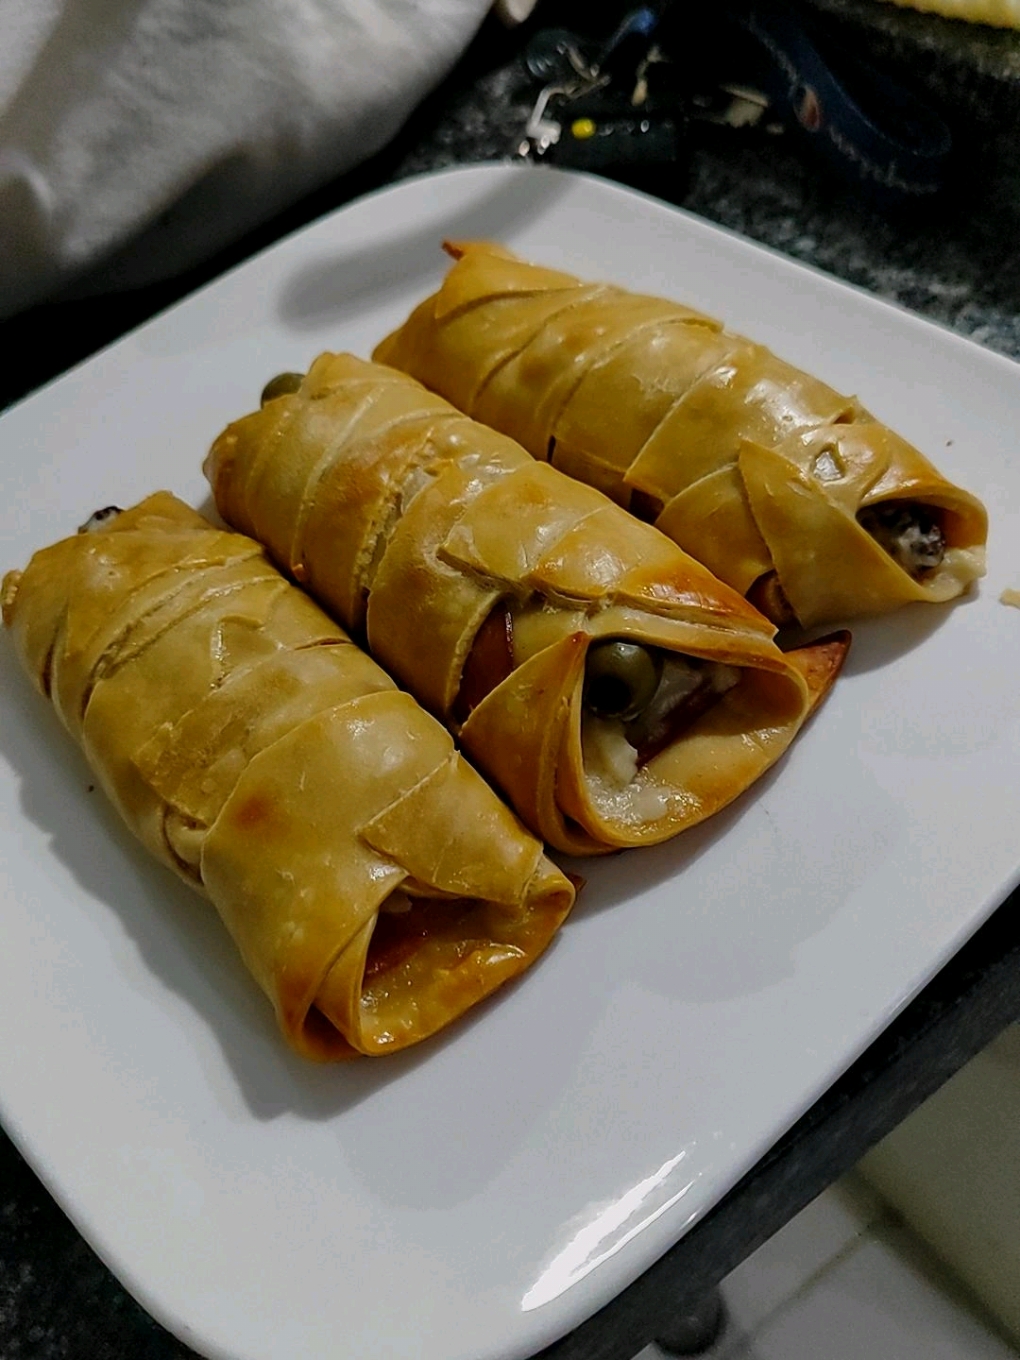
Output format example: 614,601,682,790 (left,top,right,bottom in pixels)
260,371,305,406
584,640,663,721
